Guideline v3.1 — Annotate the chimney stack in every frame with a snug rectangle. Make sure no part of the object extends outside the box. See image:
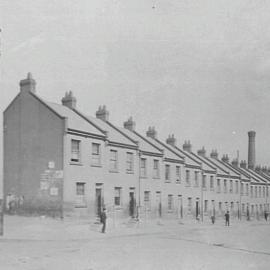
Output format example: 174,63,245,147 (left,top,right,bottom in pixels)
248,131,256,170
197,147,206,157
146,126,157,139
210,149,218,159
166,134,176,147
96,105,109,121
123,117,136,131
183,140,192,153
231,159,239,168
240,160,247,169
221,154,229,163
62,91,77,109
20,72,36,94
